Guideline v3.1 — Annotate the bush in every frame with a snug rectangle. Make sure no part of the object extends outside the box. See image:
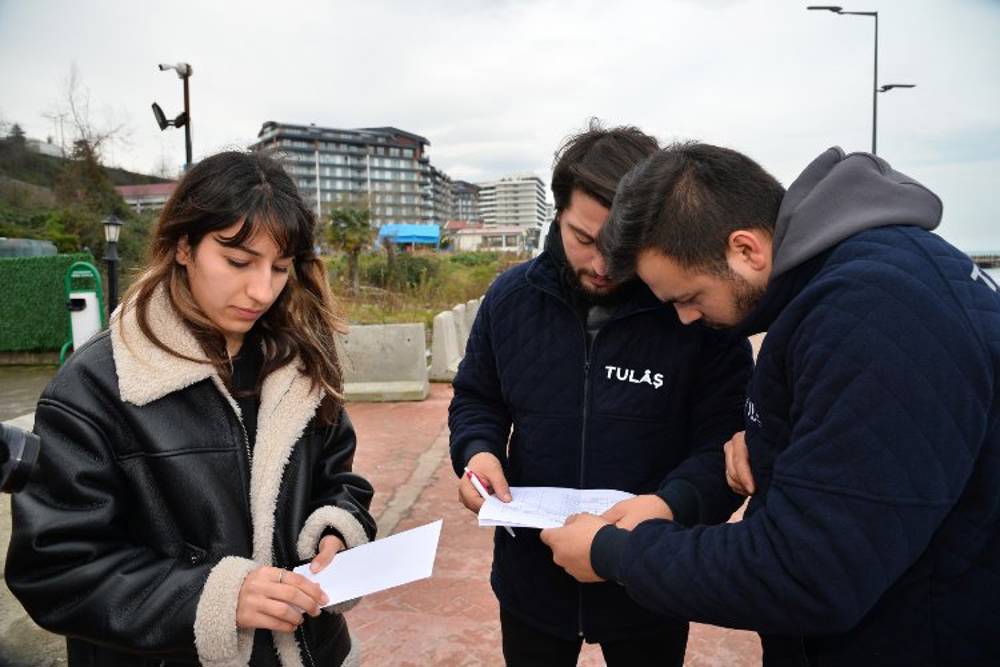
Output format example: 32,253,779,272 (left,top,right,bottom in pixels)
447,251,503,267
351,252,441,289
0,252,95,352
324,249,529,327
